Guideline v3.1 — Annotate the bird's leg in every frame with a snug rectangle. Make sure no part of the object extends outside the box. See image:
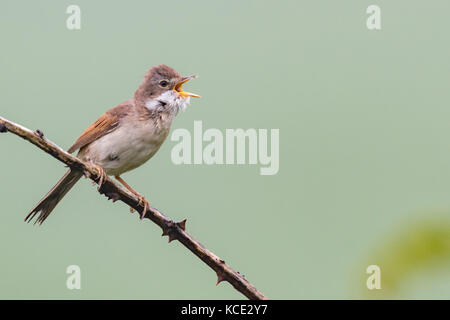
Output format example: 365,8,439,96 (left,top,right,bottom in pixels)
115,175,149,219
